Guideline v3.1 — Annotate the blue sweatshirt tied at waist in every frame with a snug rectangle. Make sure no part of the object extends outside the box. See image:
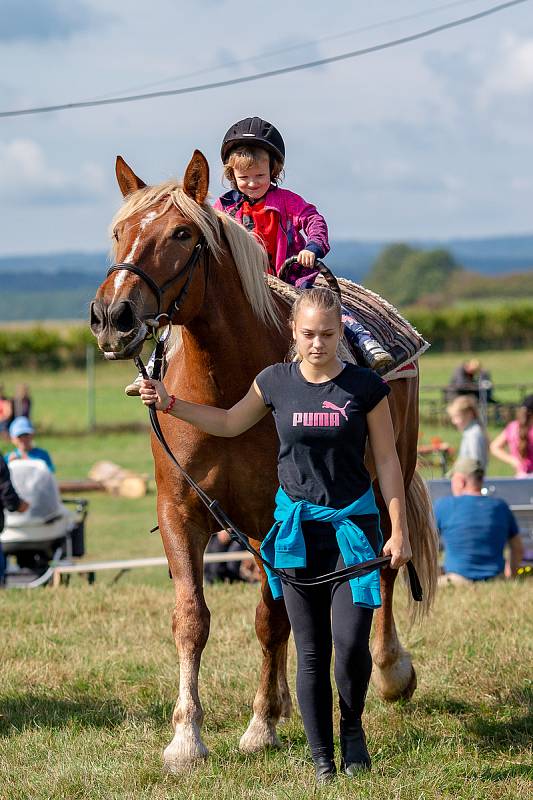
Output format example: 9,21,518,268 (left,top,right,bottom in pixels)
260,486,383,609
